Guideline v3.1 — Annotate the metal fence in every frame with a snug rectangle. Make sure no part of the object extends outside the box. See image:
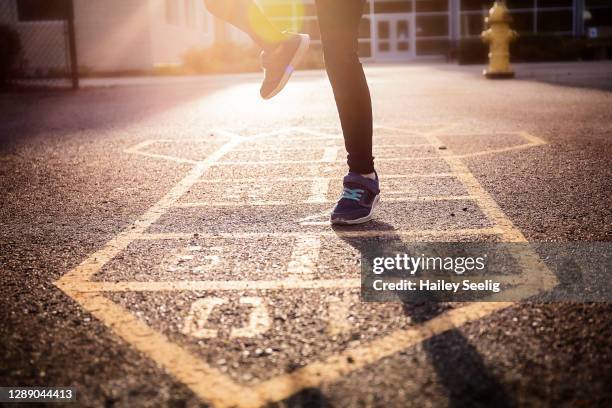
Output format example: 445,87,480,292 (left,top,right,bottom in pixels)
0,0,78,89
